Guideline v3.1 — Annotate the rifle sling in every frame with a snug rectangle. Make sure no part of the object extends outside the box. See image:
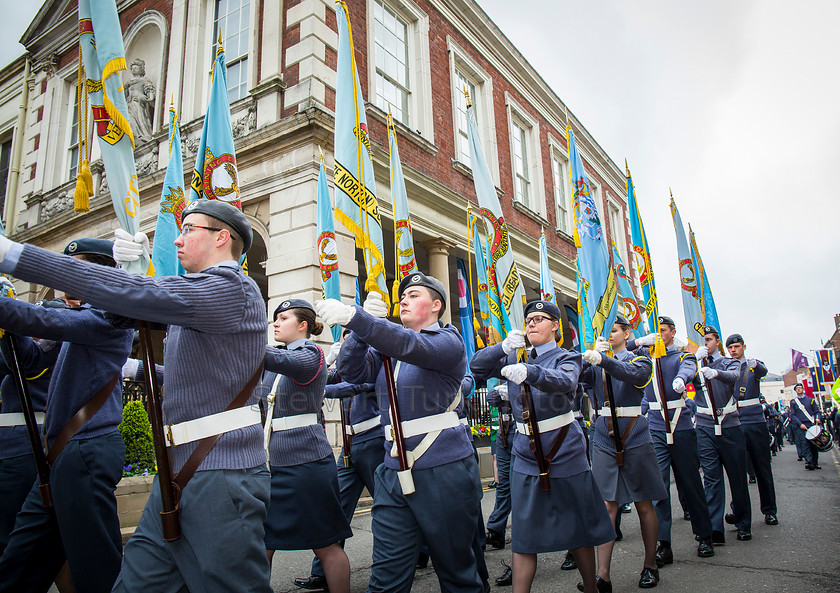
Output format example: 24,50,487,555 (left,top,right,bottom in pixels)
172,362,264,497
46,372,120,466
